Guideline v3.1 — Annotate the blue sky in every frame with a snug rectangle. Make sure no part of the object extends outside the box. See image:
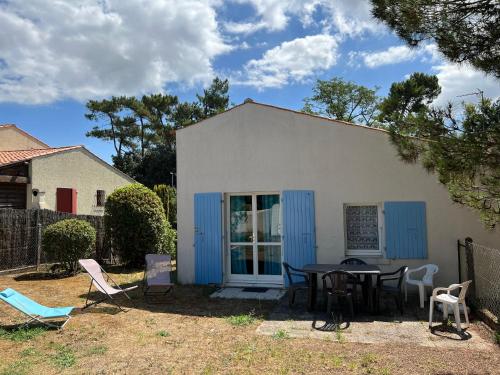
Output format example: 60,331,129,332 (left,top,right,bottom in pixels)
1,0,499,162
